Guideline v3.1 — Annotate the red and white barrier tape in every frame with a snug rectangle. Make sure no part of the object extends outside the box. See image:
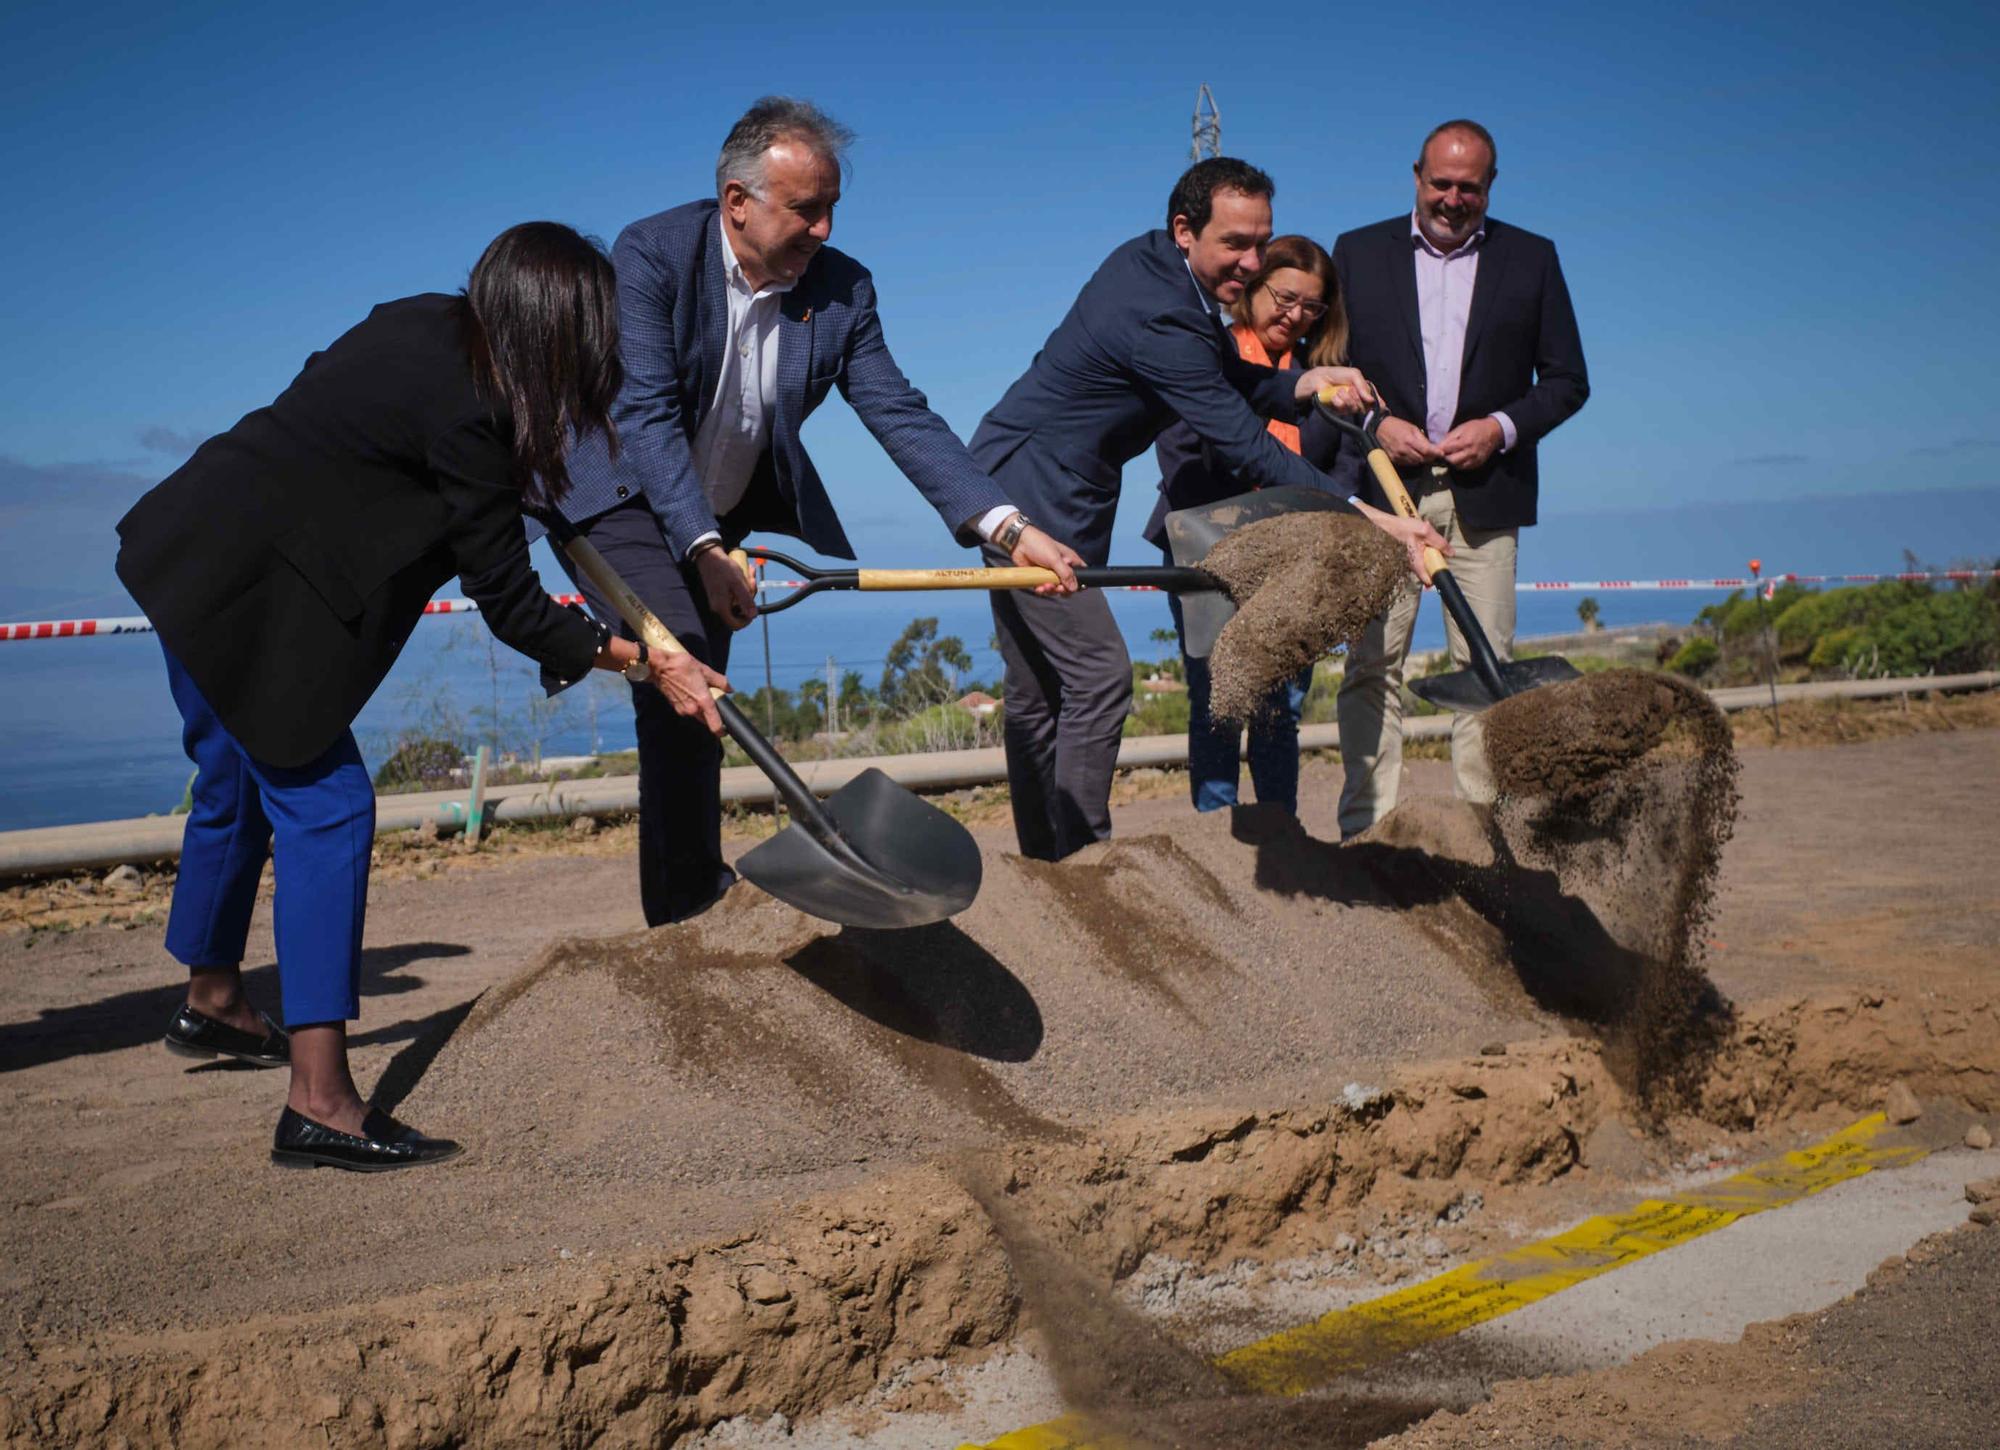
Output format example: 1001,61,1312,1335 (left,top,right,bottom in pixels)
6,571,1994,643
